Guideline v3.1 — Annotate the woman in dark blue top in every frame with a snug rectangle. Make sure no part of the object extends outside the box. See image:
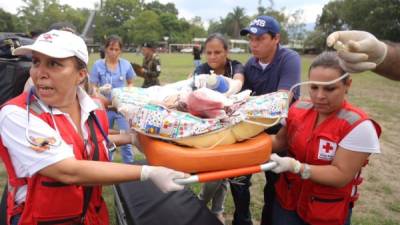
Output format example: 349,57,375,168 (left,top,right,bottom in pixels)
194,33,245,223
192,33,245,97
